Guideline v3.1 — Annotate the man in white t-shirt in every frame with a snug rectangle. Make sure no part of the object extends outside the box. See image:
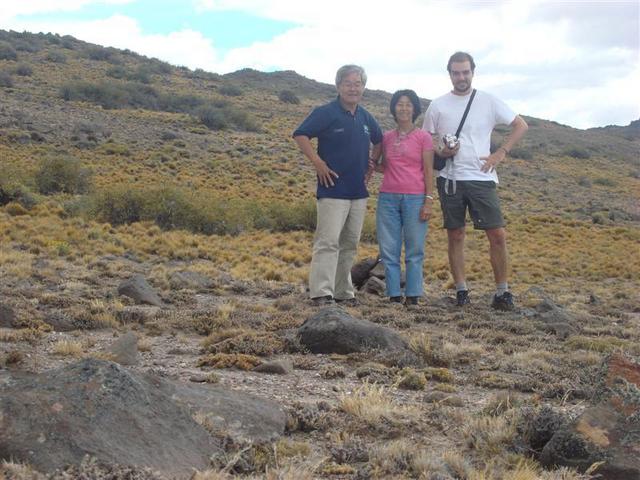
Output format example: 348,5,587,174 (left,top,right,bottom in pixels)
423,51,528,310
